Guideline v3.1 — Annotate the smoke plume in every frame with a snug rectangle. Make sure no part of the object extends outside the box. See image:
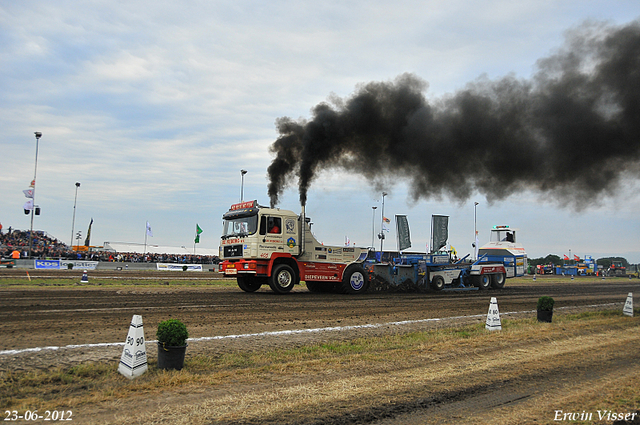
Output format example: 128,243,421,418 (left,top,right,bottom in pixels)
267,20,640,208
